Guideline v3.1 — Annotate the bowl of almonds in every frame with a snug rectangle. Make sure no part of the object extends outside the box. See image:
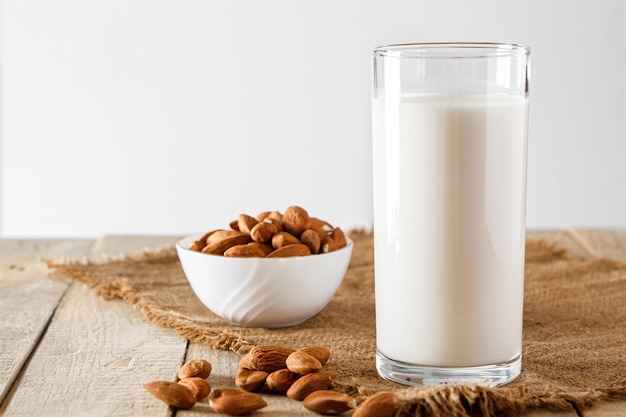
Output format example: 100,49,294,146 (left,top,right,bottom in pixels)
176,206,353,328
